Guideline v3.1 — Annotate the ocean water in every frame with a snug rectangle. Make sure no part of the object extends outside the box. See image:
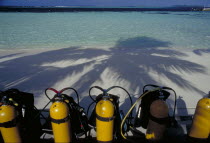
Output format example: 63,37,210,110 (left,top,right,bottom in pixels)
0,11,210,49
